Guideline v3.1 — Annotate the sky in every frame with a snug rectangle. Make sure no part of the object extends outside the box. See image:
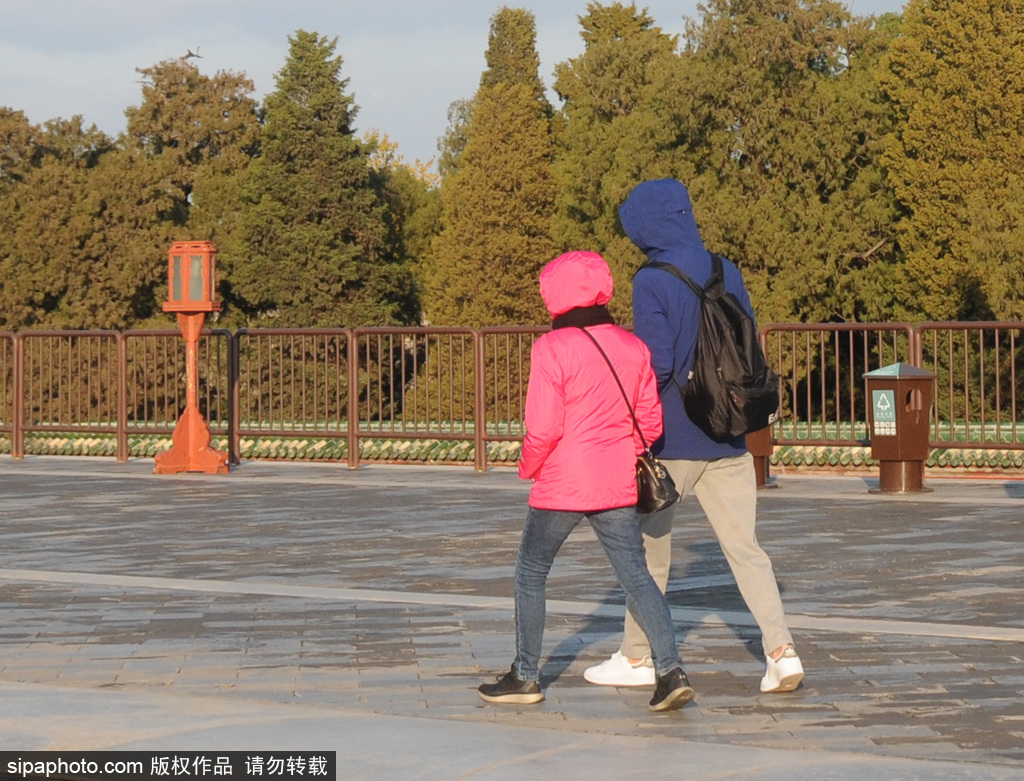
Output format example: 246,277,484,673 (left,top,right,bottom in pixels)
2,0,906,168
